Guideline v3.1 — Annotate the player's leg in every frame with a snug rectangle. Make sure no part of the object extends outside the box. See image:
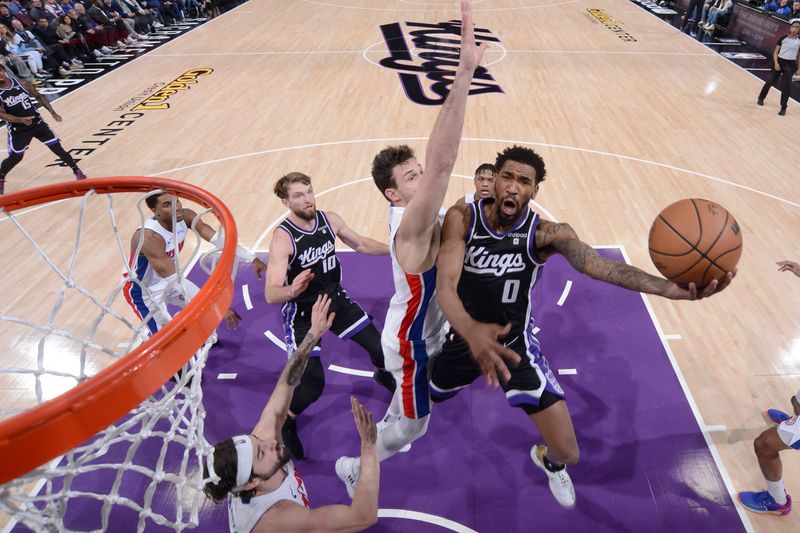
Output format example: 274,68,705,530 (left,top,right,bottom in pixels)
428,330,482,403
738,425,794,515
35,123,86,179
336,337,433,497
0,128,33,193
280,301,322,460
329,291,395,393
501,352,576,508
